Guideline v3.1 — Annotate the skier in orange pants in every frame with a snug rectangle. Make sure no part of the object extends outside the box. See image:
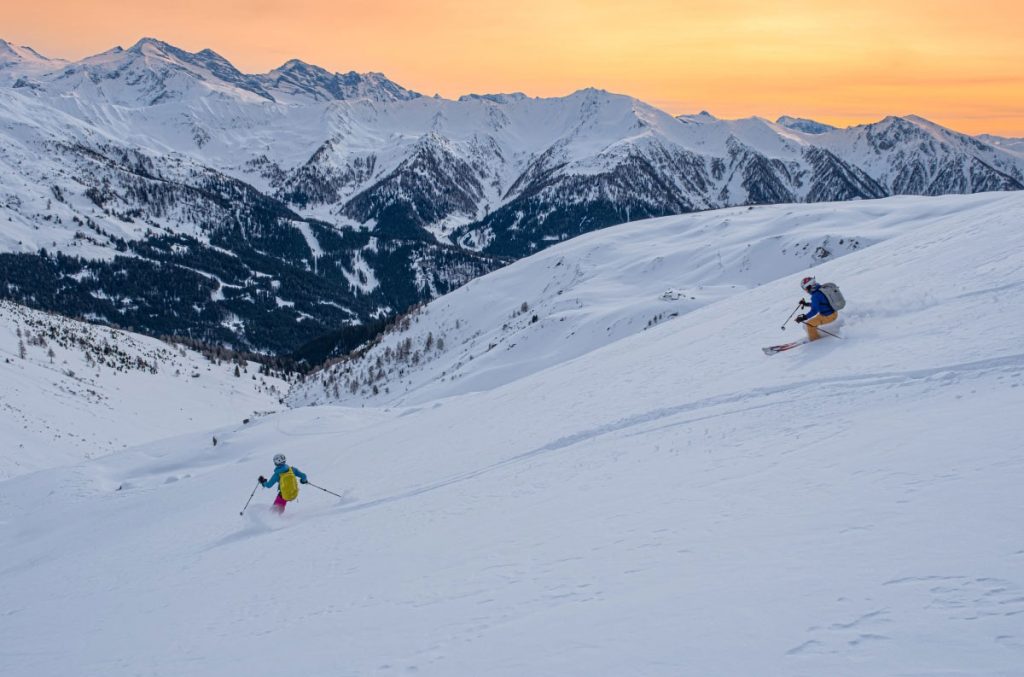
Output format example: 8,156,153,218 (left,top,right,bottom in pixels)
795,277,838,341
